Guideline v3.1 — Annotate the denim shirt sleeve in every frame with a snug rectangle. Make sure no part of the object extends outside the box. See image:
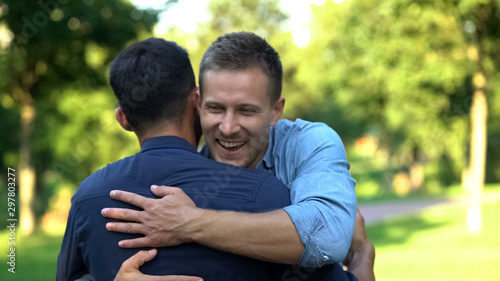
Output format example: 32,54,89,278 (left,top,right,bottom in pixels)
282,123,357,268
